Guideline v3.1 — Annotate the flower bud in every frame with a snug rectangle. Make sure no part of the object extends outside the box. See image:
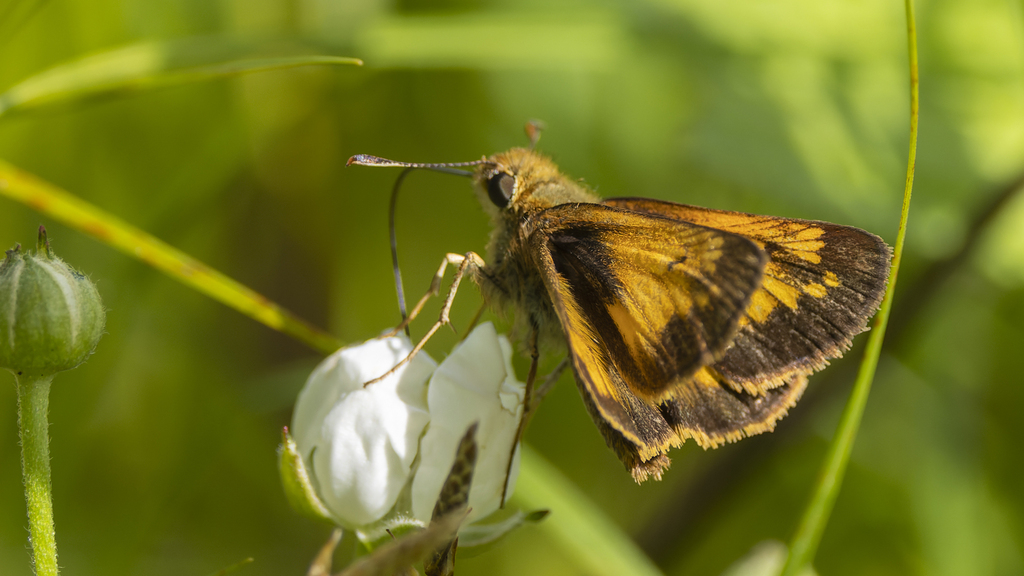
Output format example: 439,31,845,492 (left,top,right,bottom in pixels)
291,334,435,528
0,228,105,377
